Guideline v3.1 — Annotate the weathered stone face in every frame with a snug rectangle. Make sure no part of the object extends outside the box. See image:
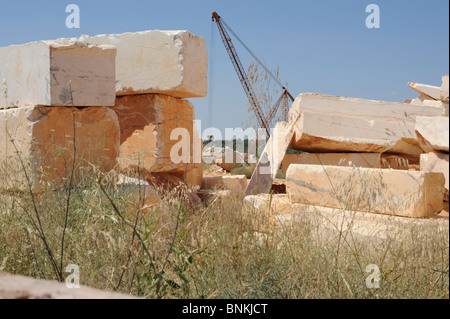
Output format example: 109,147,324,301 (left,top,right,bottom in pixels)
66,30,208,98
415,116,449,153
421,152,449,200
408,82,441,100
0,106,120,188
243,194,292,233
111,94,202,187
286,164,445,218
202,175,248,193
441,75,449,103
245,121,297,196
288,93,442,156
0,40,116,108
281,153,413,176
290,111,424,155
274,204,449,242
